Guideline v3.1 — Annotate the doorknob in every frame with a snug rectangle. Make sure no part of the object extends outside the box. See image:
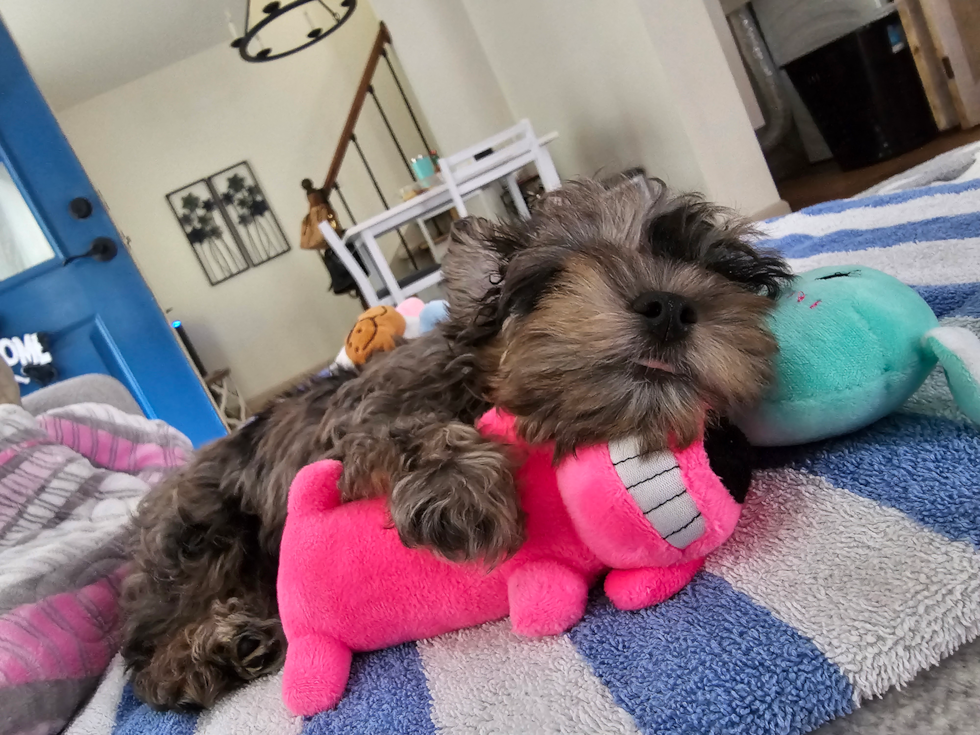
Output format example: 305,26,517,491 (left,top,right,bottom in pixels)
63,237,118,266
68,197,94,219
